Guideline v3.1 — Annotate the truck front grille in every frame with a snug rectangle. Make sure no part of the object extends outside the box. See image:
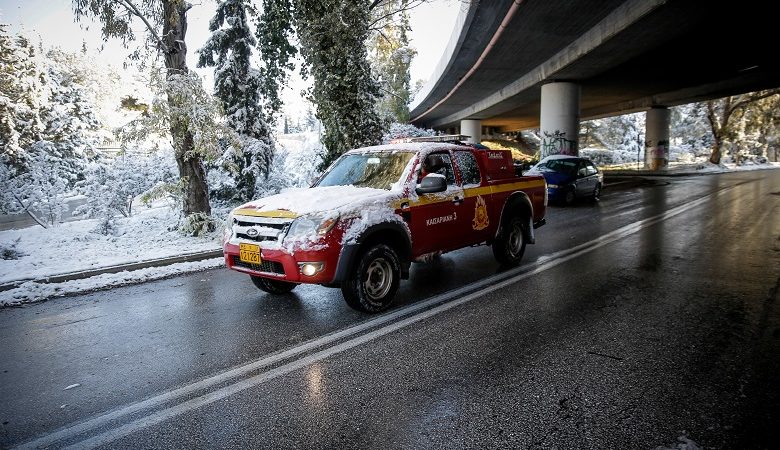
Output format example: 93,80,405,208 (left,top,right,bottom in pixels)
232,256,285,275
231,215,294,244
